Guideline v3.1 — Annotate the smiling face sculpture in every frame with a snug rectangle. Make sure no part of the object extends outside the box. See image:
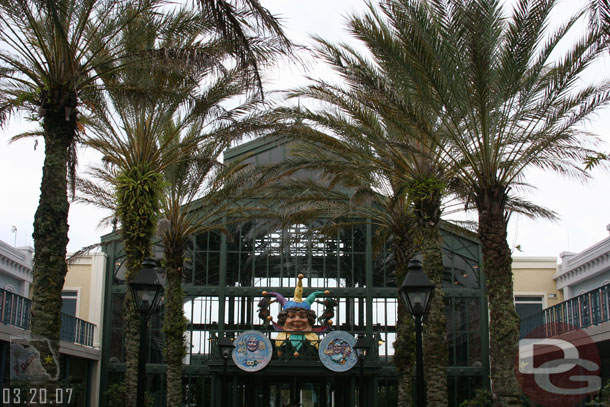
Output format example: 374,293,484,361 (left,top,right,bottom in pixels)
279,308,316,332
